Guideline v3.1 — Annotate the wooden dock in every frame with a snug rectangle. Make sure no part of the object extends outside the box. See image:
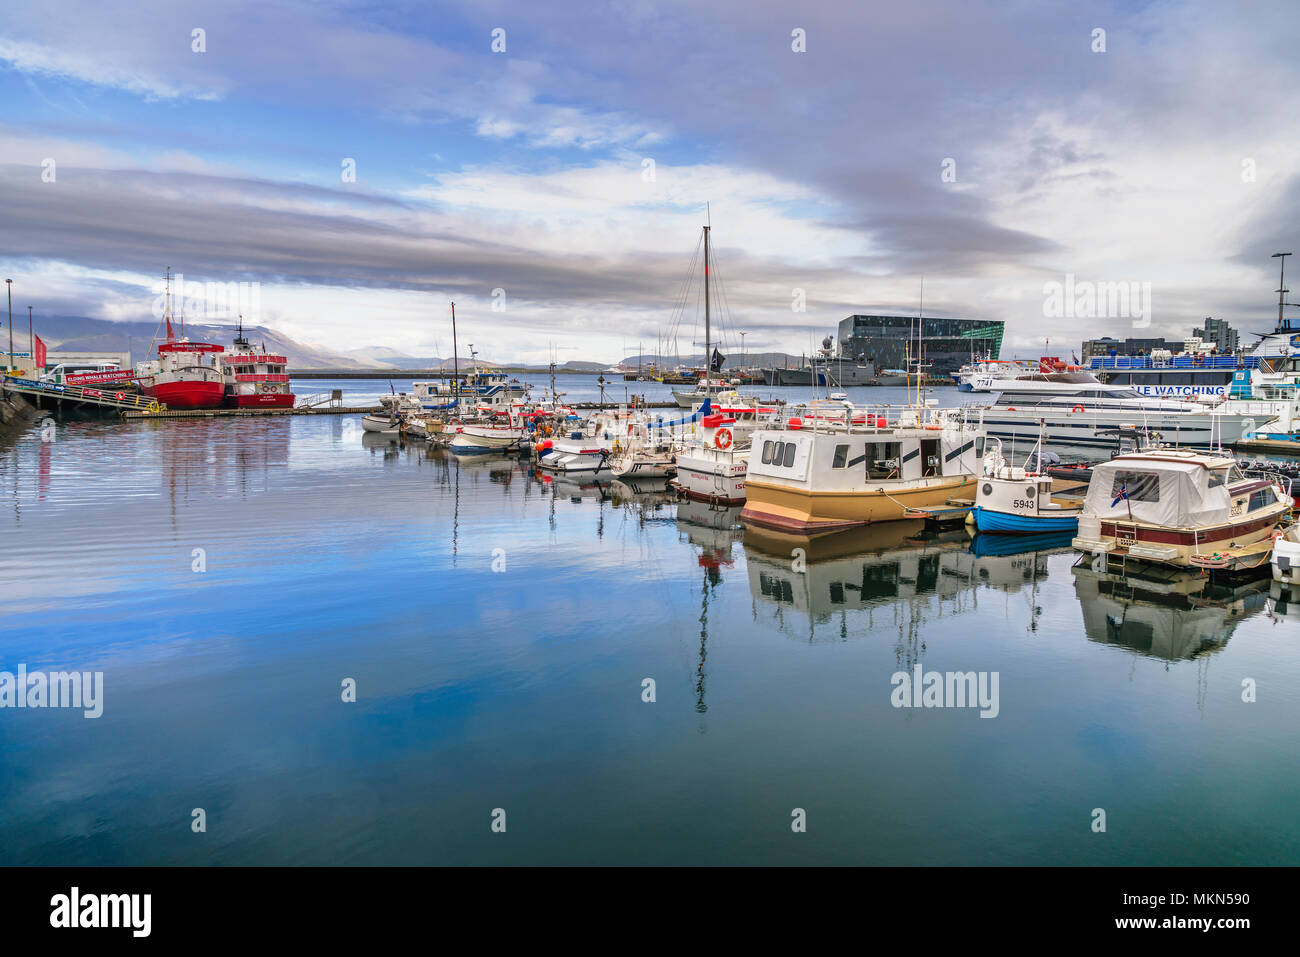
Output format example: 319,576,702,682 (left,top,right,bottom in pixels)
123,405,380,419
